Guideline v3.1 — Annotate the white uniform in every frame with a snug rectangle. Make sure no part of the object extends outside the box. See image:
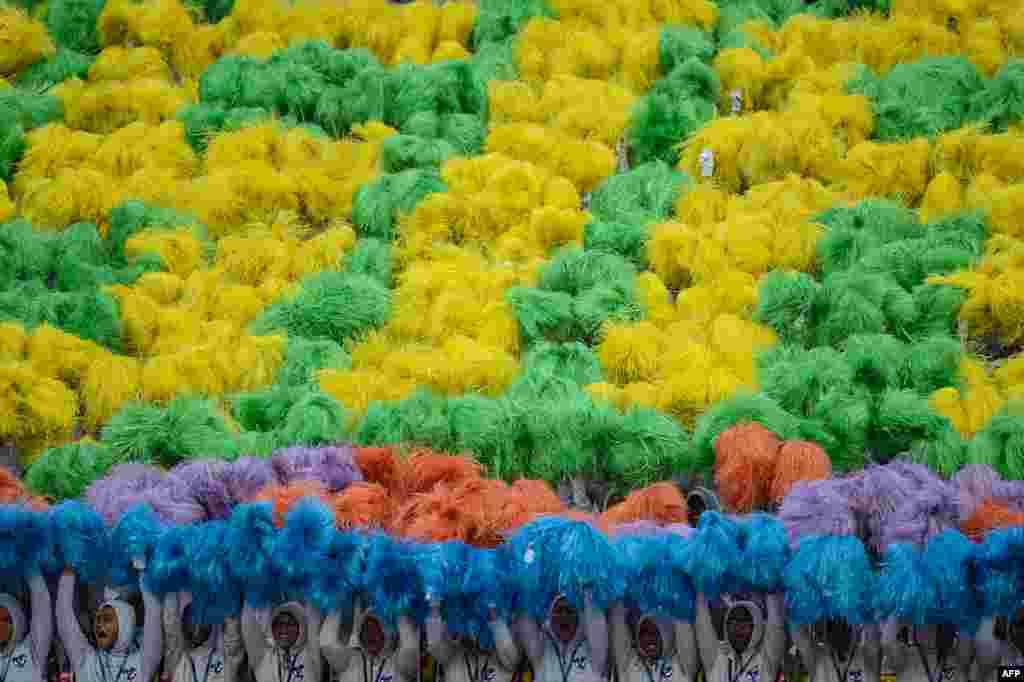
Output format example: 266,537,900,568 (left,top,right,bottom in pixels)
609,604,698,682
515,595,609,682
970,618,1024,682
241,602,322,682
792,624,881,682
881,624,972,682
695,596,786,682
163,593,244,682
0,577,52,682
320,602,420,682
